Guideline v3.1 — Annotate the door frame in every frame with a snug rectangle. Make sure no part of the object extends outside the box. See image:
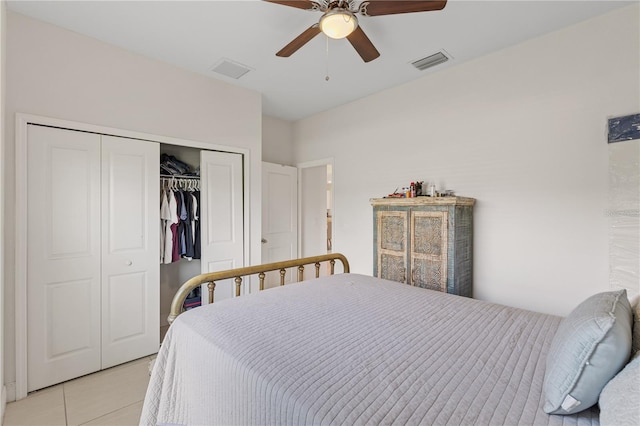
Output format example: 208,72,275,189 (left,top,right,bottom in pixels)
296,158,334,258
14,113,253,400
